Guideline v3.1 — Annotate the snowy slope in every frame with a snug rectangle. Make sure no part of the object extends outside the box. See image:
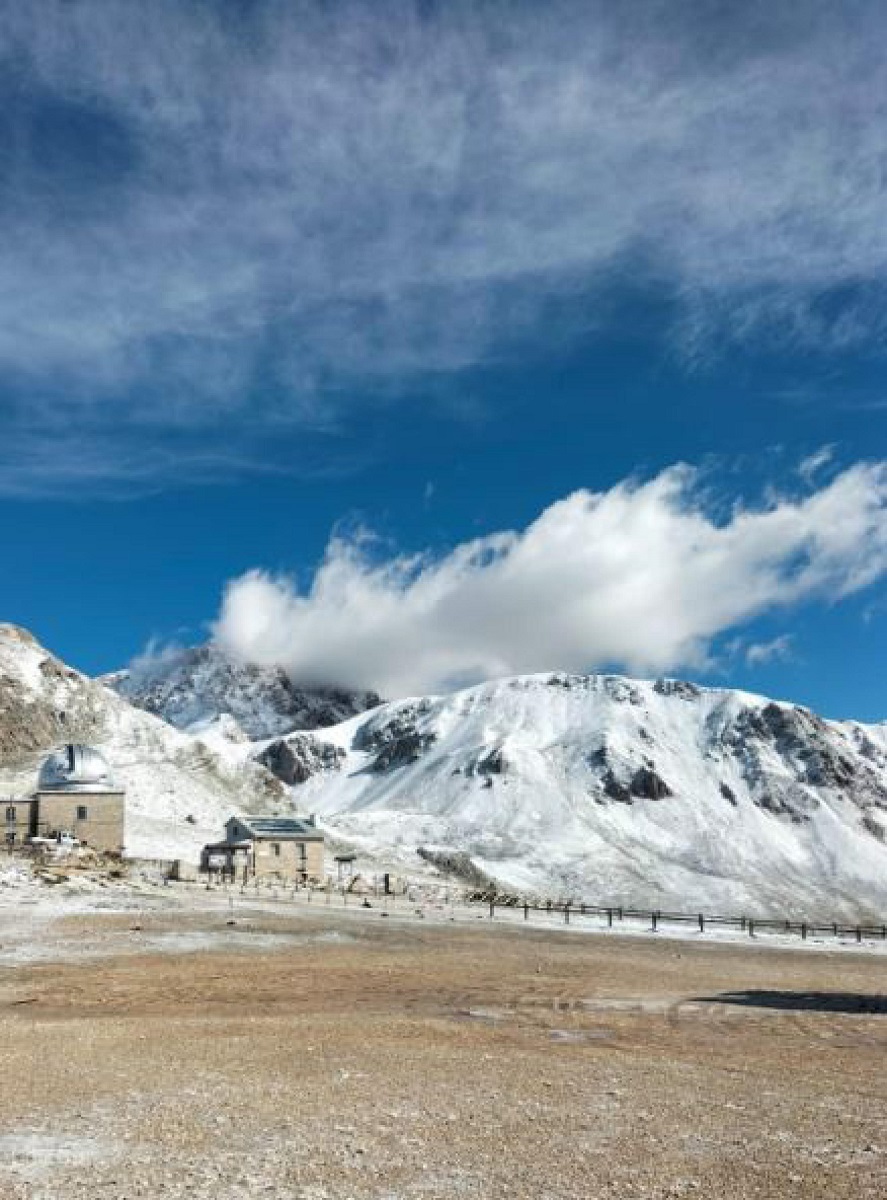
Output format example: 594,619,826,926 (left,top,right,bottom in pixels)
281,673,887,919
106,645,381,739
6,623,887,919
0,625,287,860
